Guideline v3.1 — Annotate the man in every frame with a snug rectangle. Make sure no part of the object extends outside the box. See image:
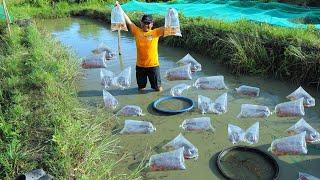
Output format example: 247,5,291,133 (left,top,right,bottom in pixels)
116,2,164,92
